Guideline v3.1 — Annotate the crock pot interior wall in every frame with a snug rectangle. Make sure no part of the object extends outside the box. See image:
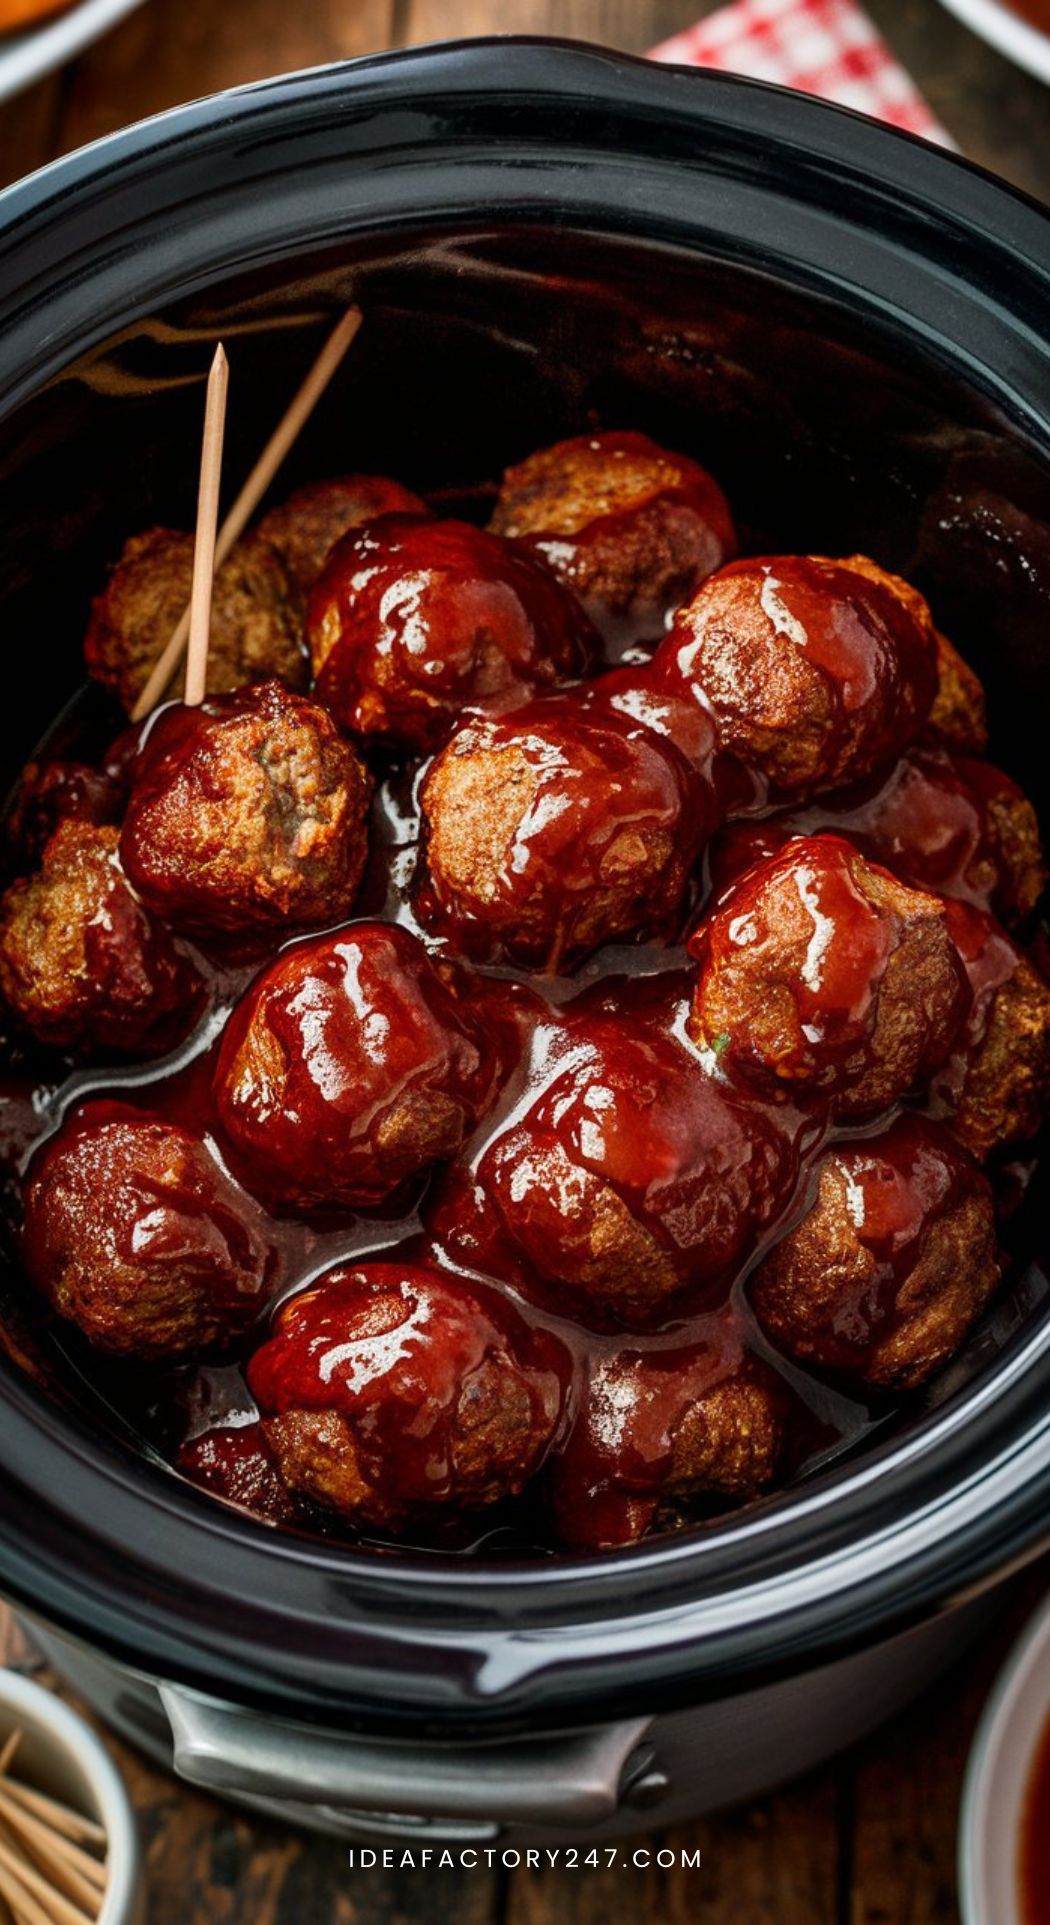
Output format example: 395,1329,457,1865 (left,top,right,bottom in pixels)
2,221,1050,1448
